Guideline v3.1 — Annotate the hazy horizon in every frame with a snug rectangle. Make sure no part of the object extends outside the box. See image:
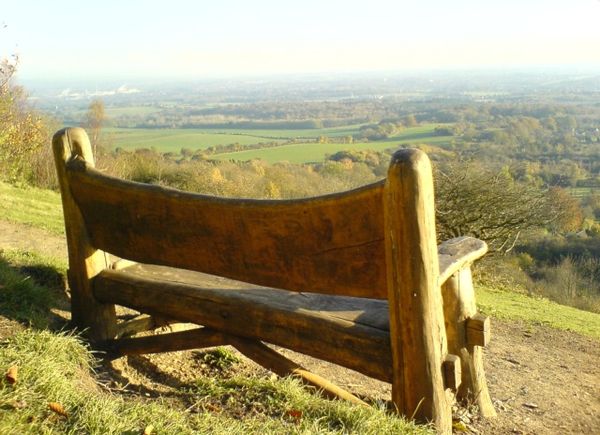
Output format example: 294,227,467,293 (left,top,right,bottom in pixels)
3,0,600,84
